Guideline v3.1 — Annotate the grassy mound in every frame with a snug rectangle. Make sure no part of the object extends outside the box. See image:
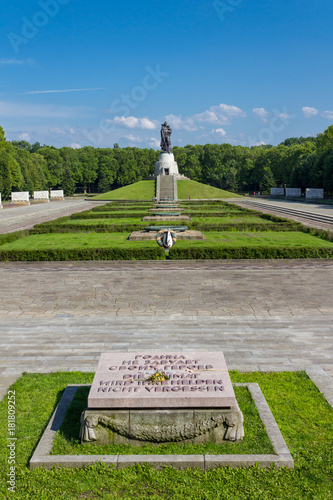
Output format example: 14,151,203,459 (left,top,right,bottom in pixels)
177,180,242,199
92,180,155,200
